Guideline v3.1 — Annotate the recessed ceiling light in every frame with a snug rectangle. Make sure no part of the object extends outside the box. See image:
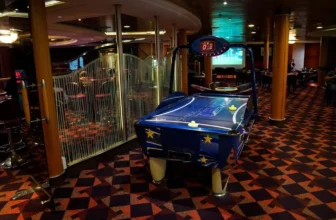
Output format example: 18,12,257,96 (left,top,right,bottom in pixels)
251,31,256,34
317,26,323,29
223,1,227,5
124,25,130,28
58,15,62,18
78,18,81,21
248,24,255,28
45,1,65,8
135,38,146,41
